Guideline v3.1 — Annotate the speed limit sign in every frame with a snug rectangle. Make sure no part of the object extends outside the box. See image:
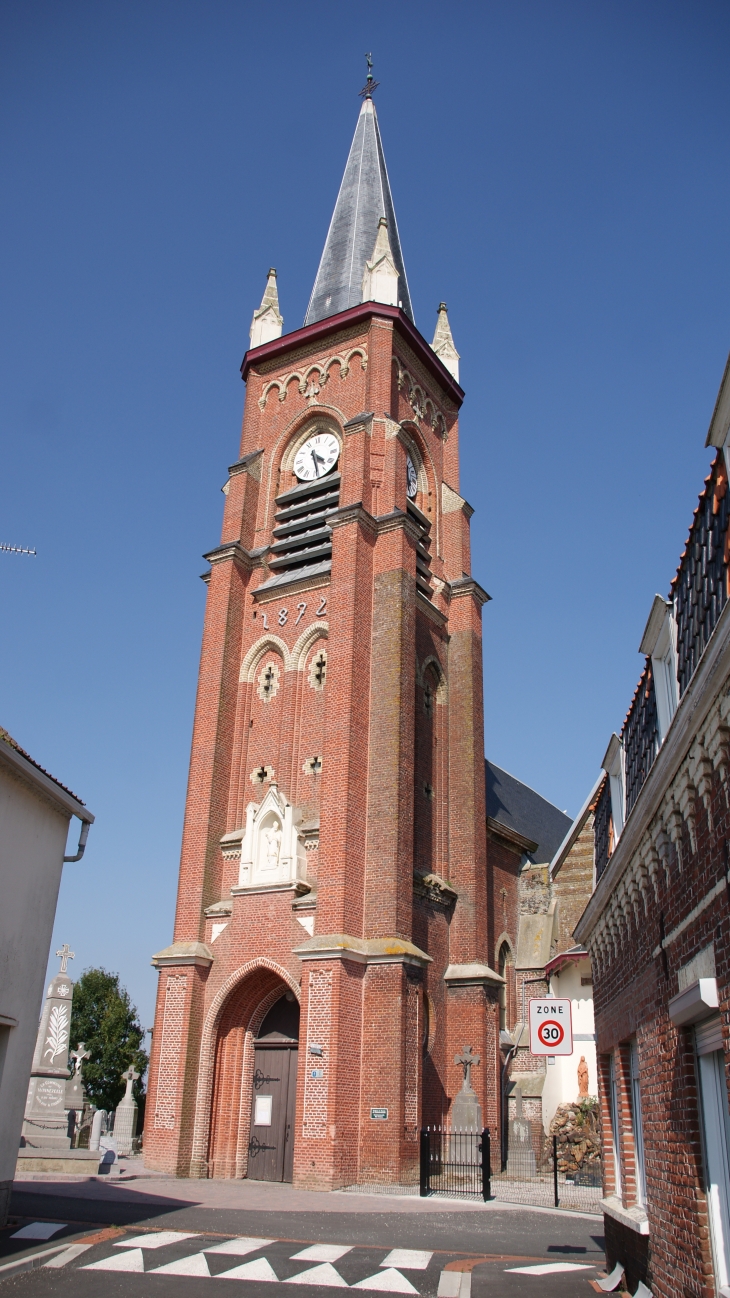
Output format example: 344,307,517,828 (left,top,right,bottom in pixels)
529,999,573,1055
